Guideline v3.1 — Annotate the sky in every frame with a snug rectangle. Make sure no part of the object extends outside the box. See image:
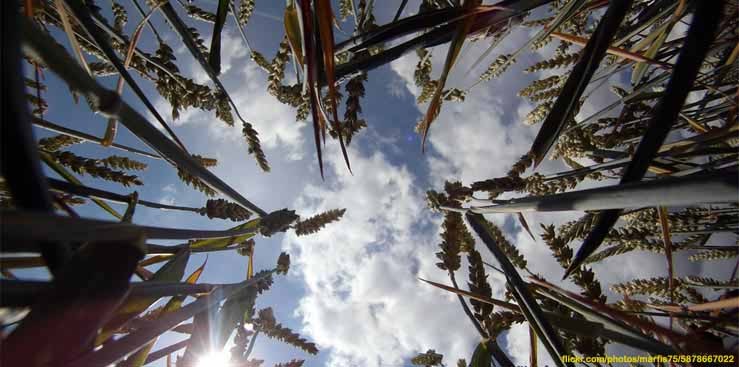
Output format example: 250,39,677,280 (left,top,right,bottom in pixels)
26,1,736,366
